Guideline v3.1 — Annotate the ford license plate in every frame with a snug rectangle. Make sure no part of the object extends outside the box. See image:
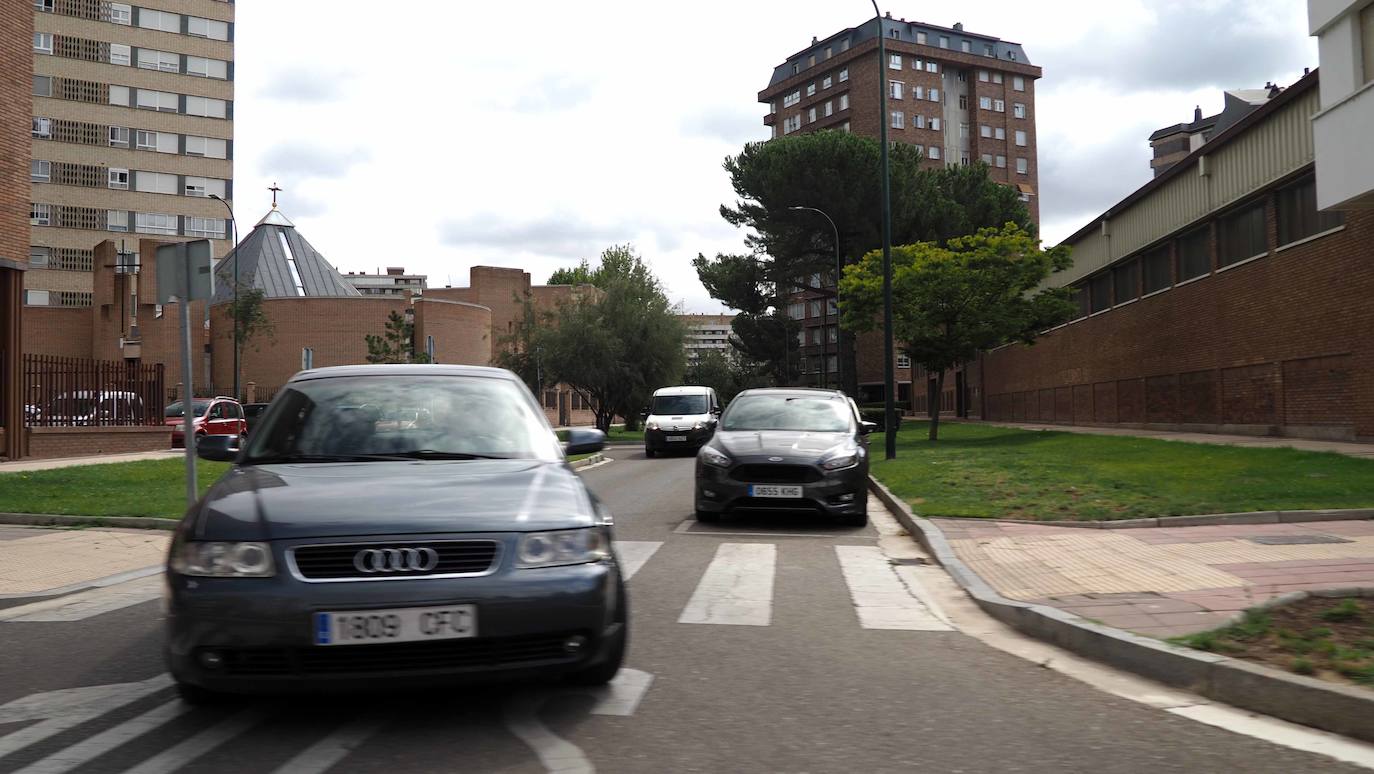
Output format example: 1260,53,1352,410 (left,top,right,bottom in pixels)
314,604,476,646
749,485,802,498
